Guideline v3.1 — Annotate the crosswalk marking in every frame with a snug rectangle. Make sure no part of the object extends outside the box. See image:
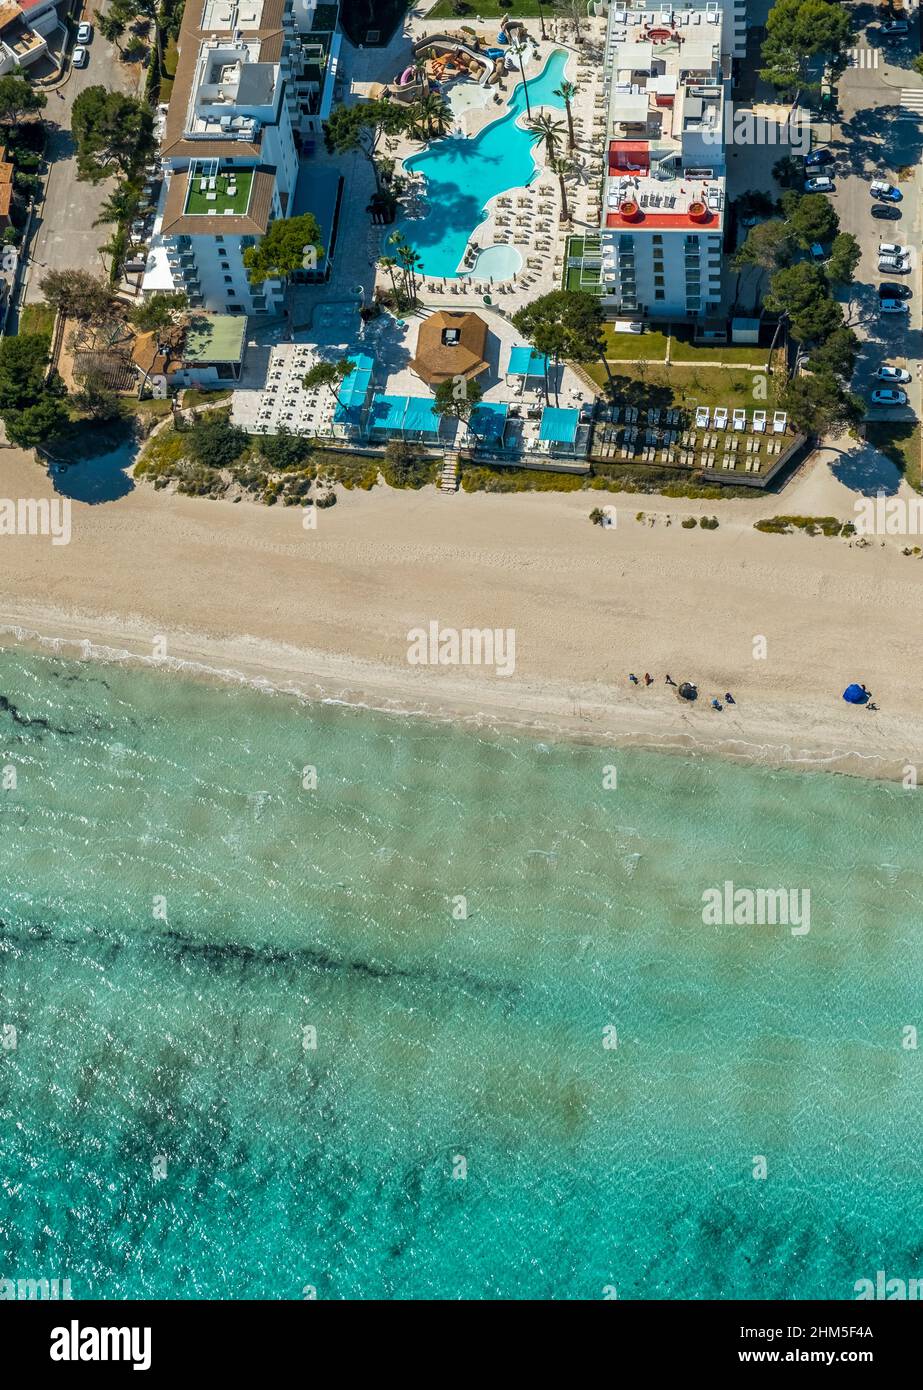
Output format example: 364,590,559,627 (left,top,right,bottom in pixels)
898,88,923,114
847,46,880,69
